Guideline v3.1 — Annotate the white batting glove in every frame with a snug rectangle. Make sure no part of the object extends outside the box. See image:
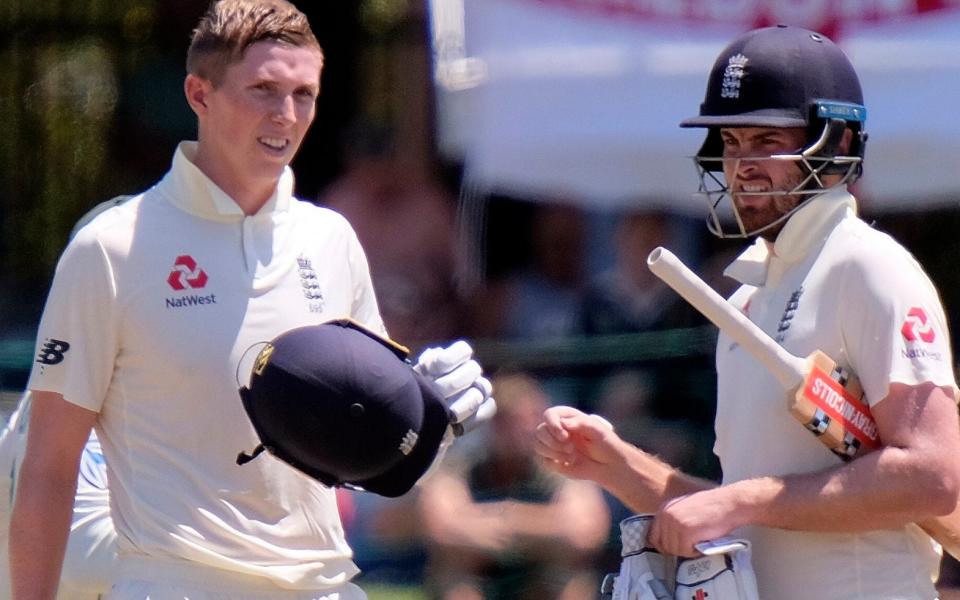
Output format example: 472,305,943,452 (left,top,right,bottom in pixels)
414,340,496,434
674,538,759,600
613,515,674,600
